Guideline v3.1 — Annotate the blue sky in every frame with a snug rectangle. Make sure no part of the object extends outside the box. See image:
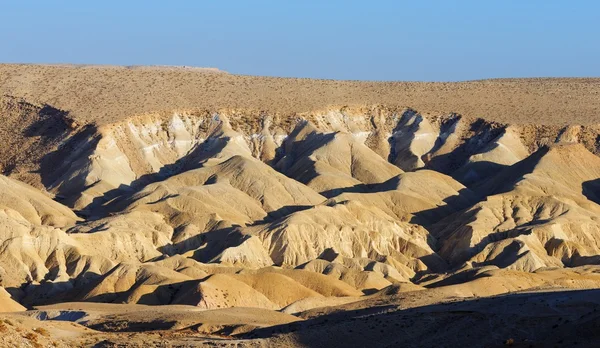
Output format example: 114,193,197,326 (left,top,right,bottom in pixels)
1,0,598,81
